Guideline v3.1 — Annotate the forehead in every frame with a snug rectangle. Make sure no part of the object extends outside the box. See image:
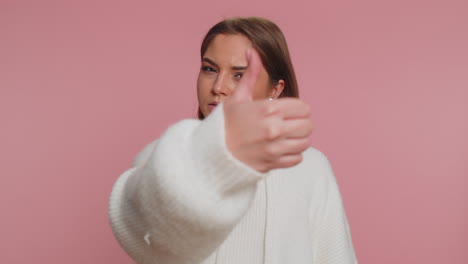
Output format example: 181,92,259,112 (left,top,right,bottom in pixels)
203,34,253,65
